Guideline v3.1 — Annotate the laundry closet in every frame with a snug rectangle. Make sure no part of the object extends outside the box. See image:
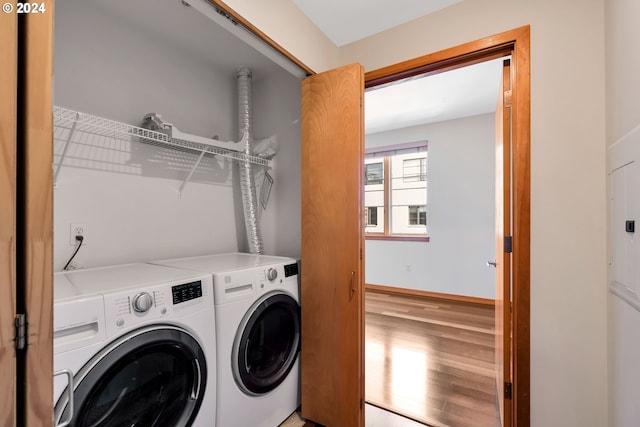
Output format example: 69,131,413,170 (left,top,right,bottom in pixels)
53,0,305,270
